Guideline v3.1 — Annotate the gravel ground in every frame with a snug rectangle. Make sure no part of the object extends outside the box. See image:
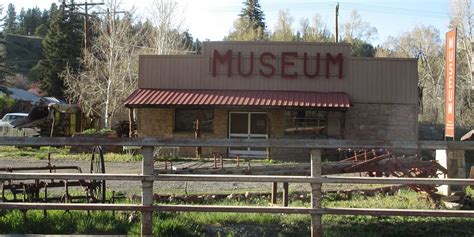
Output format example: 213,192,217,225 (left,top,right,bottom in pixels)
0,157,314,196
0,157,380,199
